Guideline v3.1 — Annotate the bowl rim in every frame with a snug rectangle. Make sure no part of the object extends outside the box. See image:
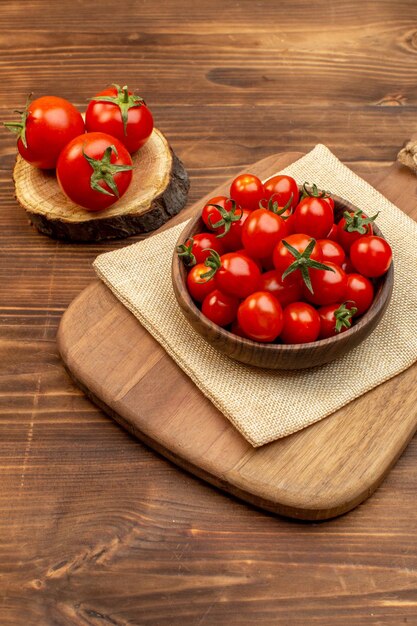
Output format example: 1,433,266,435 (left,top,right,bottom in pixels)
172,191,394,352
